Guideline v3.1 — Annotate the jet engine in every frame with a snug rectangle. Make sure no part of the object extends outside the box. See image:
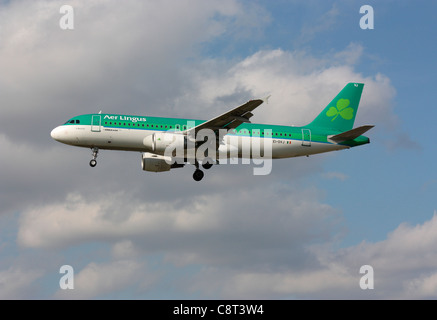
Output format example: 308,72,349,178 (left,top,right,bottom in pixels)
141,152,172,172
143,132,194,155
